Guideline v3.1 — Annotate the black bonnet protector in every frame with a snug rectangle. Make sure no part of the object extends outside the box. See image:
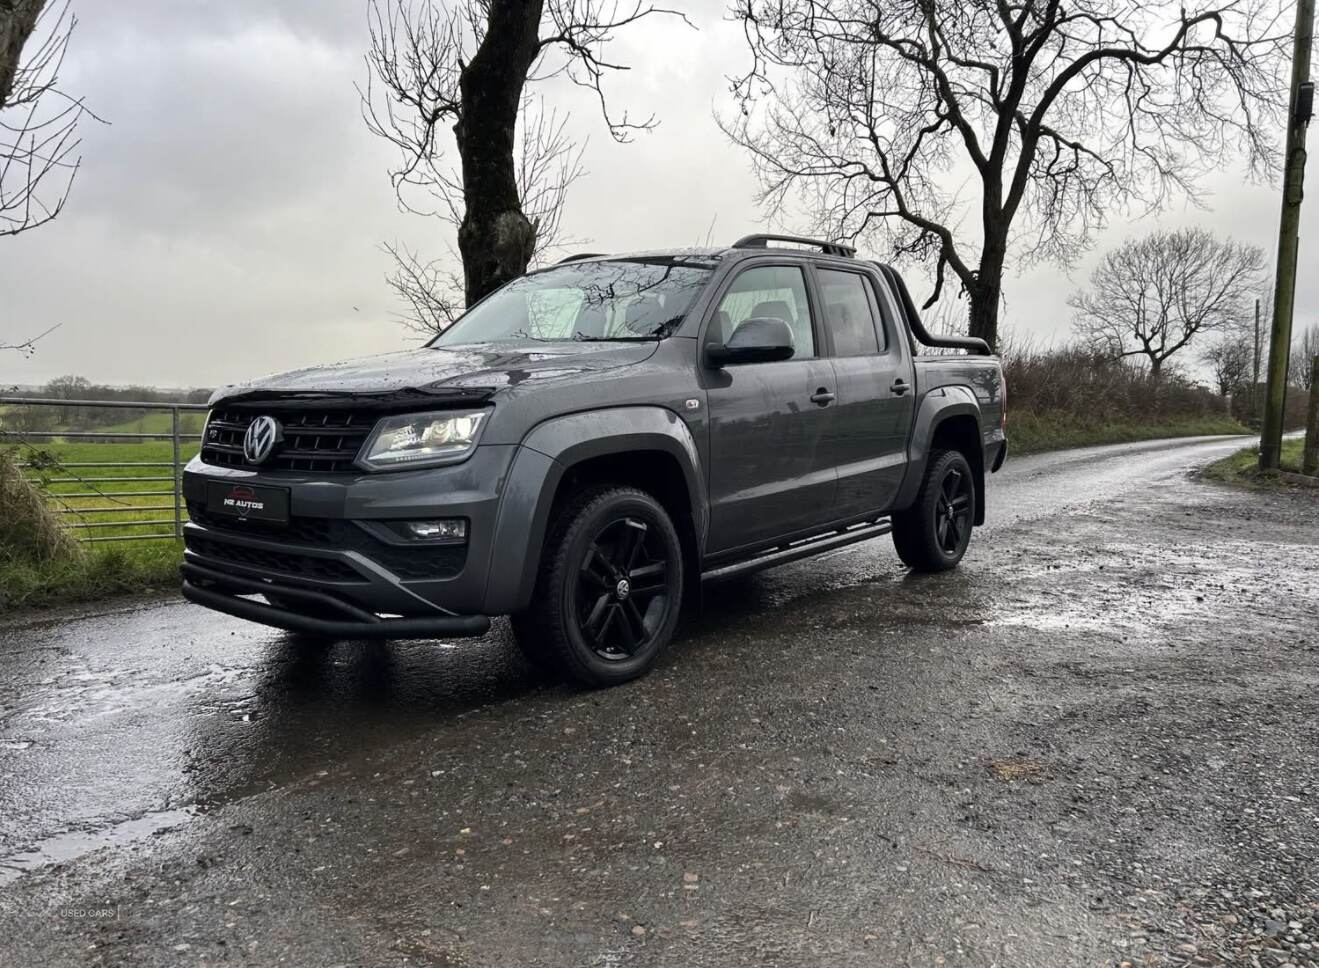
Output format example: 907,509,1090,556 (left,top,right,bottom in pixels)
211,385,496,415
